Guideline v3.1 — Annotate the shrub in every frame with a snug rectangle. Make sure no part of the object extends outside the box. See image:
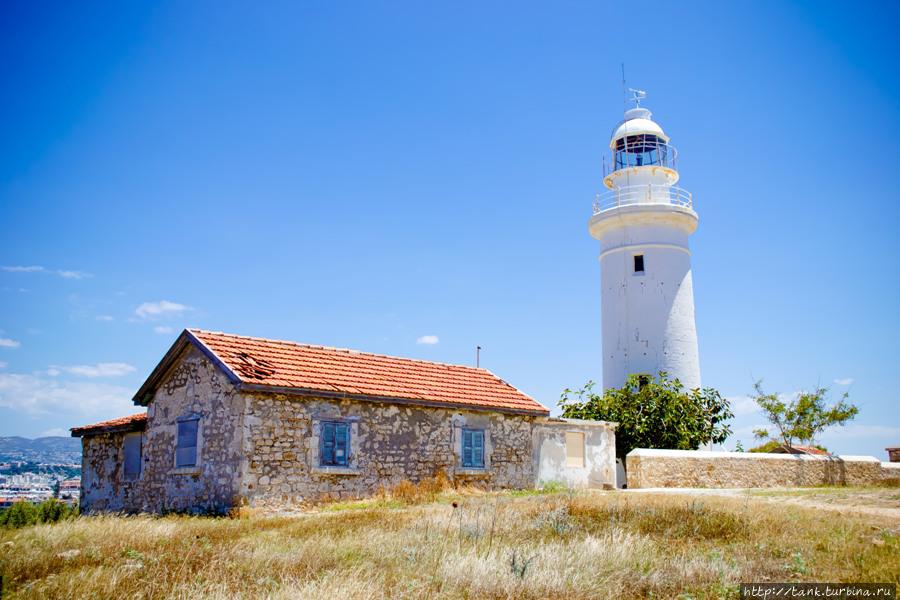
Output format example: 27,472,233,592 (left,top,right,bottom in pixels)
749,440,829,454
560,374,733,461
0,501,38,528
534,505,575,536
0,499,77,529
